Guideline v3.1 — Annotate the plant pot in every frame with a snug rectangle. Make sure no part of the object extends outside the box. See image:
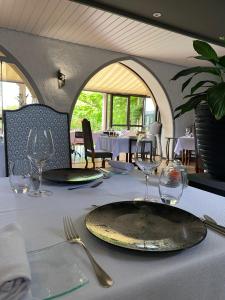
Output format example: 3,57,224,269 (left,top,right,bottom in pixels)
195,103,225,180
